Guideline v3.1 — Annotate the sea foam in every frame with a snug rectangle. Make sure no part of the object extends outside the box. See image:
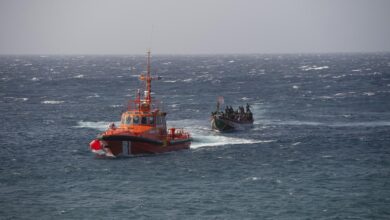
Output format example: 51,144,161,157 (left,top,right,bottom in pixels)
300,65,329,71
41,100,64,104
